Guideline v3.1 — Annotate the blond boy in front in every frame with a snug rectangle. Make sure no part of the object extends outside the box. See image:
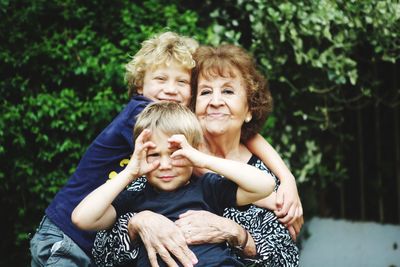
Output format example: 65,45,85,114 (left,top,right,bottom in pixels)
72,102,275,267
